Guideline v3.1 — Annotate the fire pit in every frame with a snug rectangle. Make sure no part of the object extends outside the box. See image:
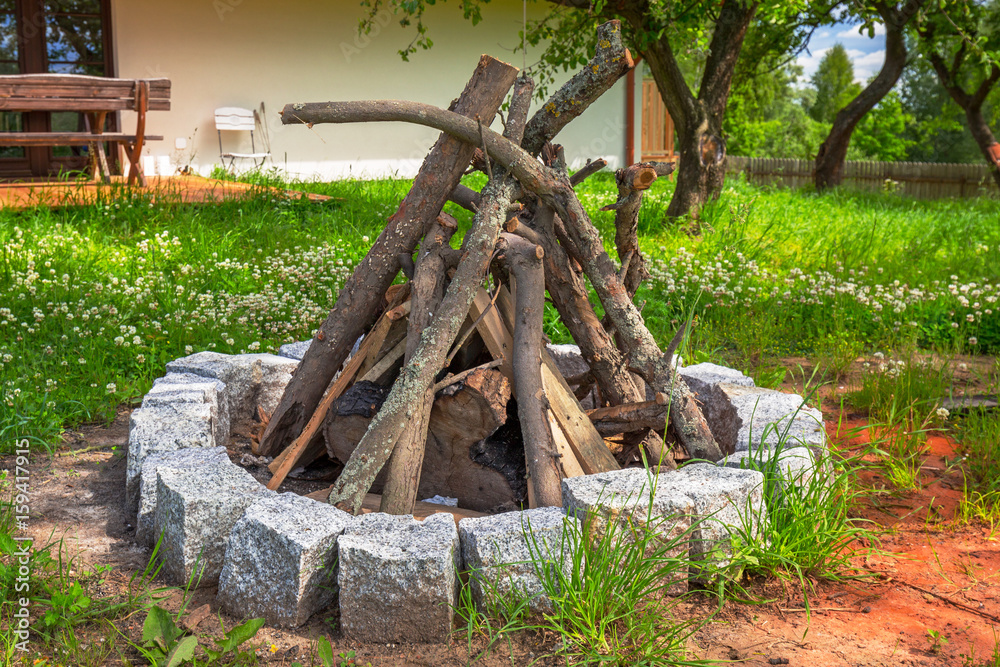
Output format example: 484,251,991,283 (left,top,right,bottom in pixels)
124,19,827,642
